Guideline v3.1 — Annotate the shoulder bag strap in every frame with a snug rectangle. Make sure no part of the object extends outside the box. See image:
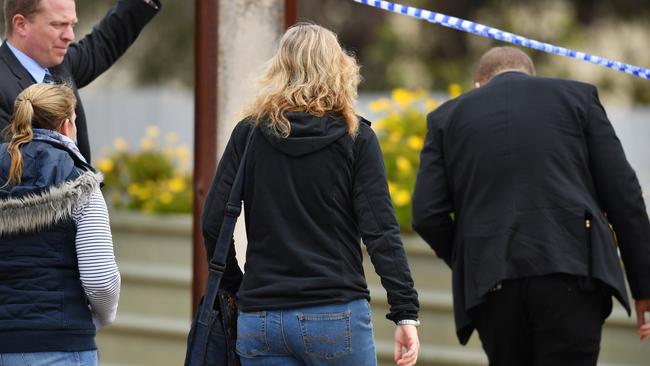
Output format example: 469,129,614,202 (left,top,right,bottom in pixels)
199,126,254,322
